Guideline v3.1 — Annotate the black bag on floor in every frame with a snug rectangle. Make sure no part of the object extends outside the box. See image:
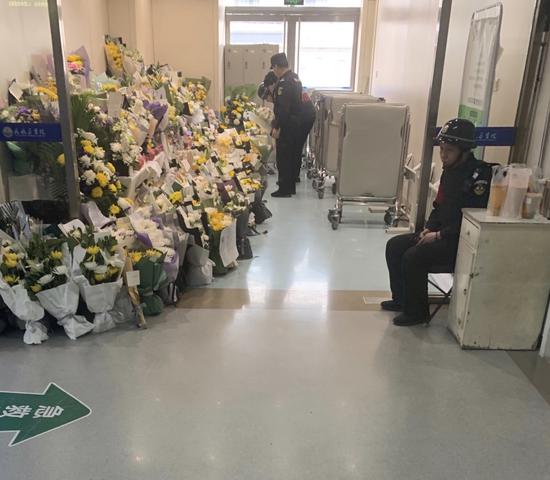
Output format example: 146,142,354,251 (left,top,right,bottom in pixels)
236,211,253,260
251,200,272,225
237,236,253,260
